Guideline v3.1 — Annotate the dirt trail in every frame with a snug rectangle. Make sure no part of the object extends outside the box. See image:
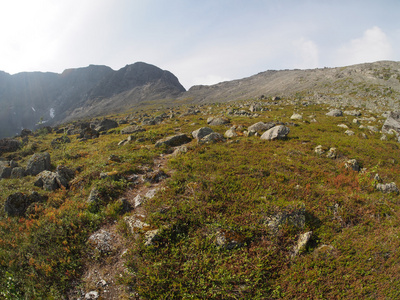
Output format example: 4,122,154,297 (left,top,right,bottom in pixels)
68,153,172,299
